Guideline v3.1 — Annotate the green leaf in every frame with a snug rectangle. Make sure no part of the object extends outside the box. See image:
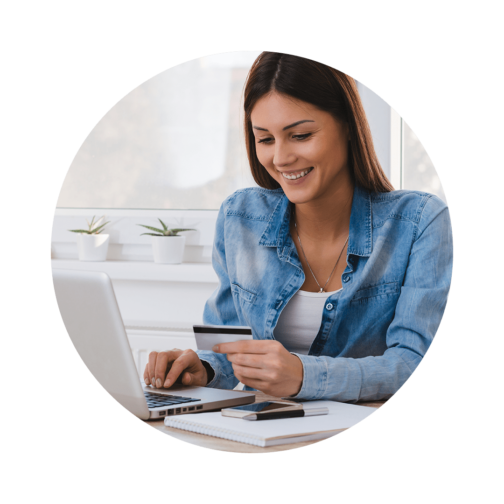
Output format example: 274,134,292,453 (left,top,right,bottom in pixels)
69,229,92,234
138,224,165,234
169,228,196,236
89,221,110,234
158,218,168,232
140,233,163,236
94,216,105,227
